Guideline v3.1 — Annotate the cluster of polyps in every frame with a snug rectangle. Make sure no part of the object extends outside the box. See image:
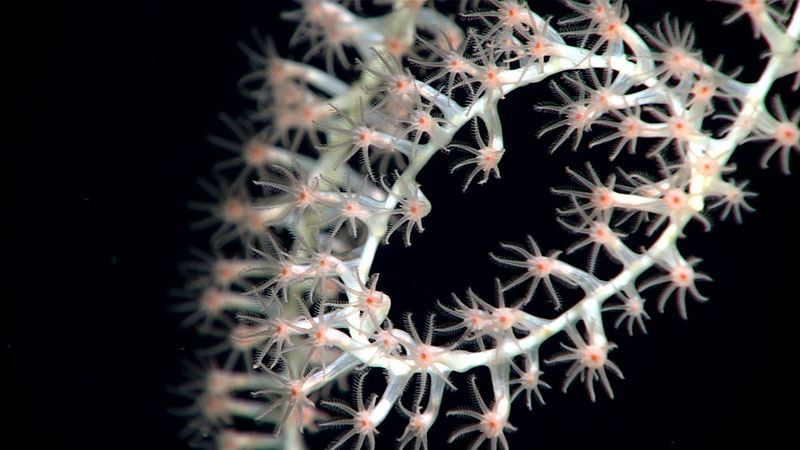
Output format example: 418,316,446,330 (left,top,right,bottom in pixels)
176,1,799,449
